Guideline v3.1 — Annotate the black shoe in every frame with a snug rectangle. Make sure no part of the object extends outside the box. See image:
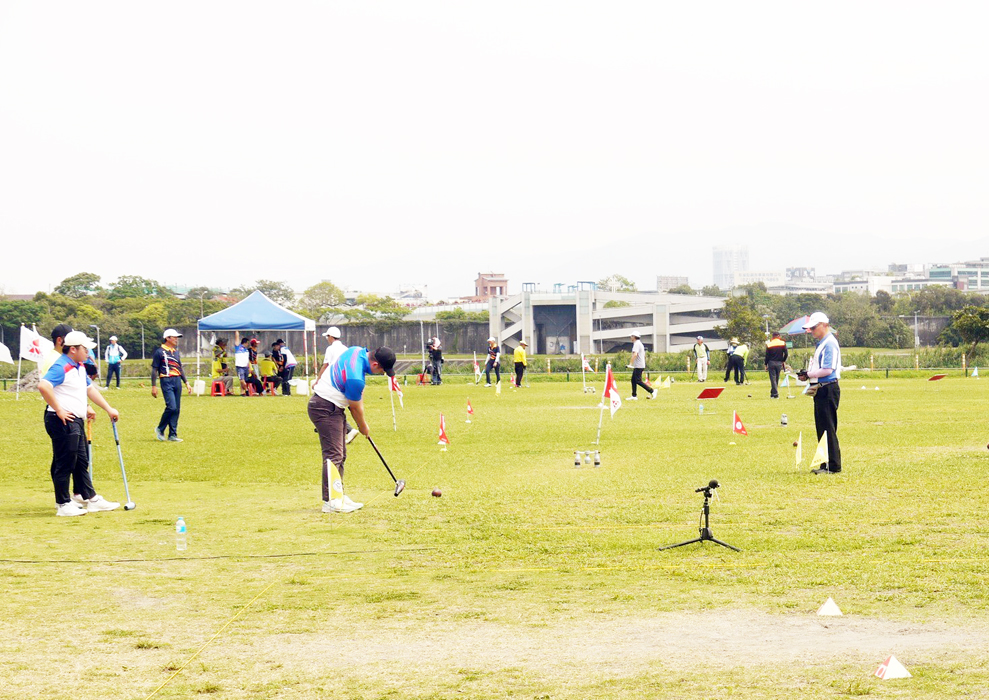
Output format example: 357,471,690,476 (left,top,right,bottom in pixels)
812,467,840,475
